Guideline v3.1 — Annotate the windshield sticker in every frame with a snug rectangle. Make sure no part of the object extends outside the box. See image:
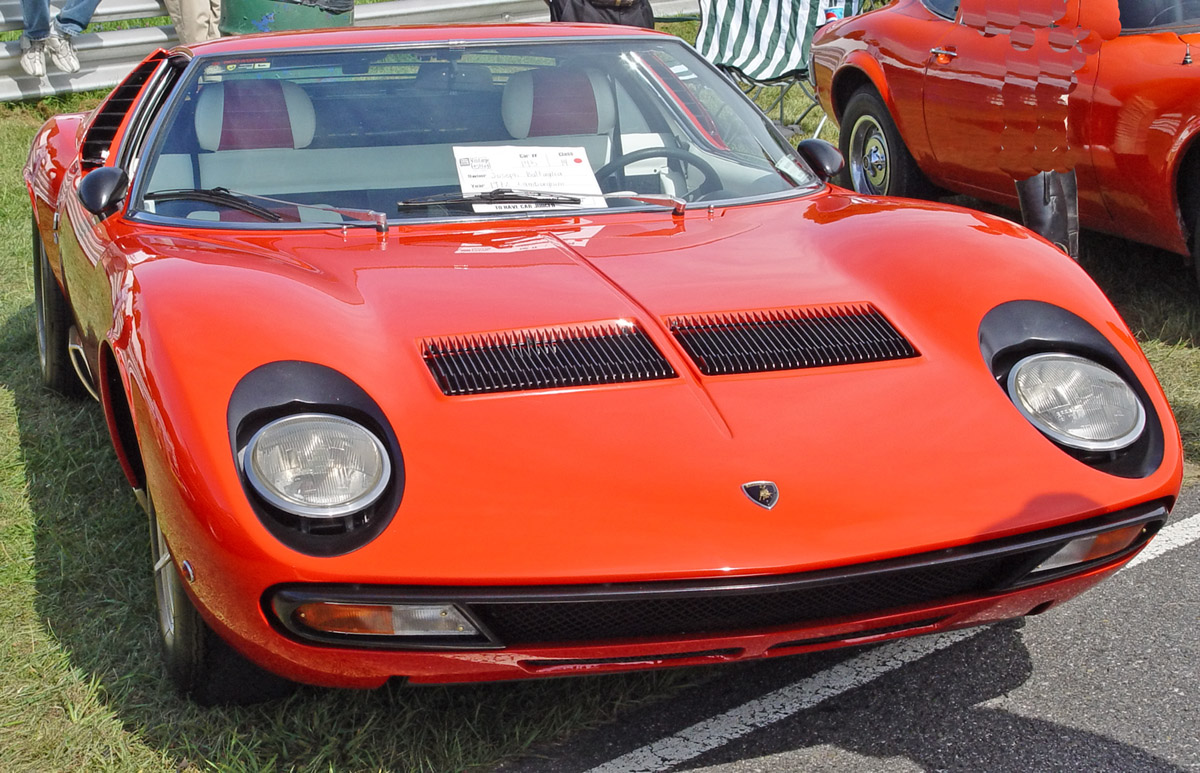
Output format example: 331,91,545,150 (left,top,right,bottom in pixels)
452,146,607,212
201,60,273,82
775,156,809,185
